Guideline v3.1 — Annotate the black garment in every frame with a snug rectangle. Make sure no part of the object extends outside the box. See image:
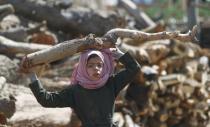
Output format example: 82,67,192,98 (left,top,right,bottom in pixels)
29,52,140,127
